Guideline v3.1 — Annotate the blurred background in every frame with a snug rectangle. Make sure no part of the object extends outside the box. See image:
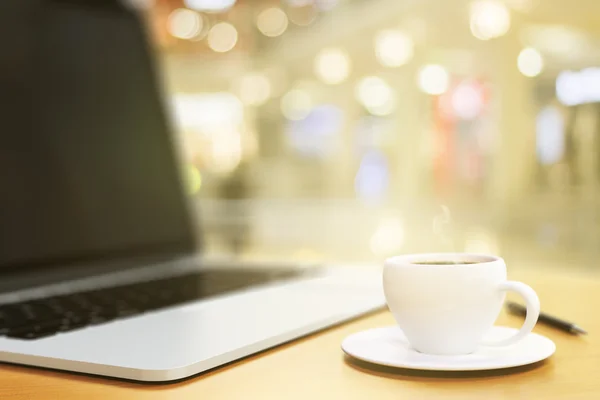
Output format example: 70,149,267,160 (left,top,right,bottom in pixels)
132,0,600,270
